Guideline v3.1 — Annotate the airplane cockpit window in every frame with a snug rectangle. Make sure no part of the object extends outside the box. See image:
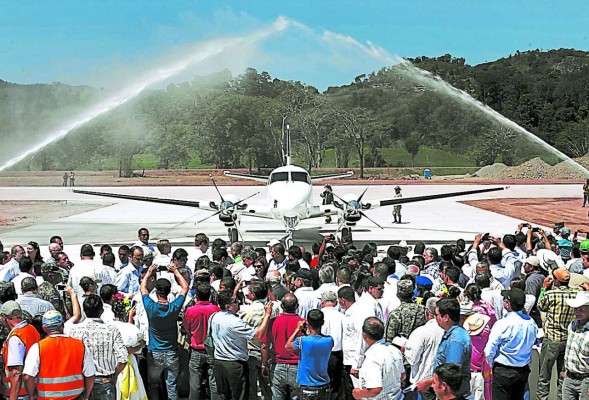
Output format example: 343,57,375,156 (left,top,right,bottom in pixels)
270,172,289,183
291,172,311,183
